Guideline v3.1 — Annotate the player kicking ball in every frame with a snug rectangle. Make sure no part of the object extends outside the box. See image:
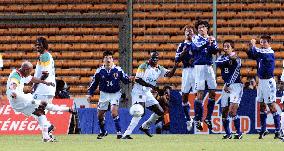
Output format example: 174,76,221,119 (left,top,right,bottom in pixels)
215,40,243,139
122,51,176,139
6,61,74,142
